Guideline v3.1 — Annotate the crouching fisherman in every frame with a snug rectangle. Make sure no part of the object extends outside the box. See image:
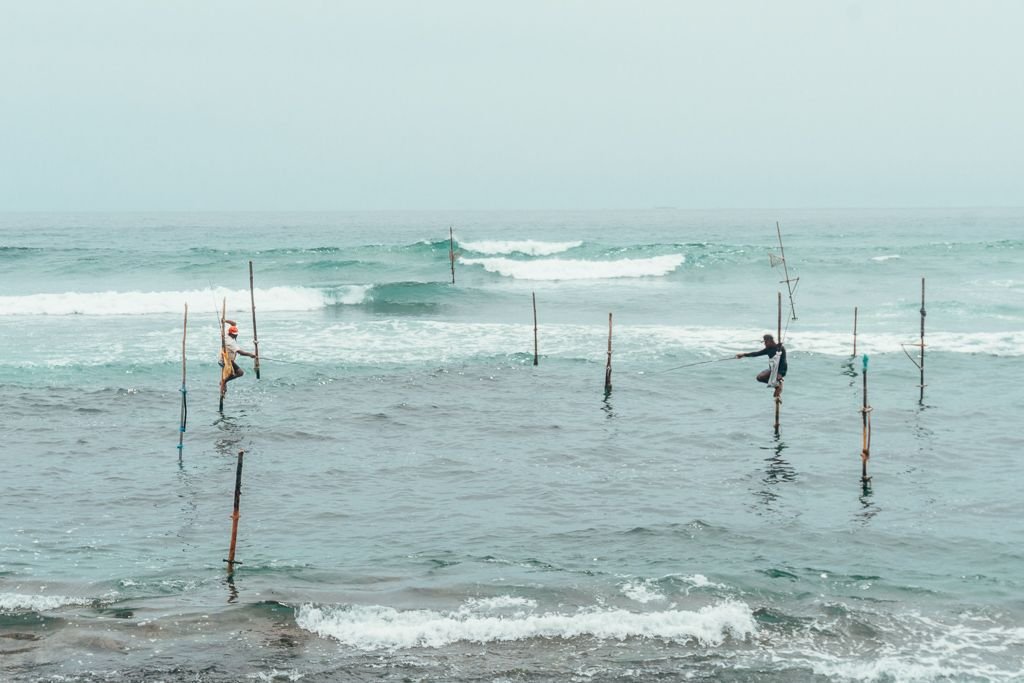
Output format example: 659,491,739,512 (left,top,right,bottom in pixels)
220,319,257,397
737,334,787,395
